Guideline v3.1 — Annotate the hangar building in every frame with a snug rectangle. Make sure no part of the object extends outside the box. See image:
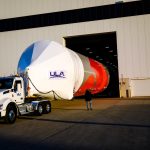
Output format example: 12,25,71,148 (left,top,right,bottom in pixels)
0,0,150,98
